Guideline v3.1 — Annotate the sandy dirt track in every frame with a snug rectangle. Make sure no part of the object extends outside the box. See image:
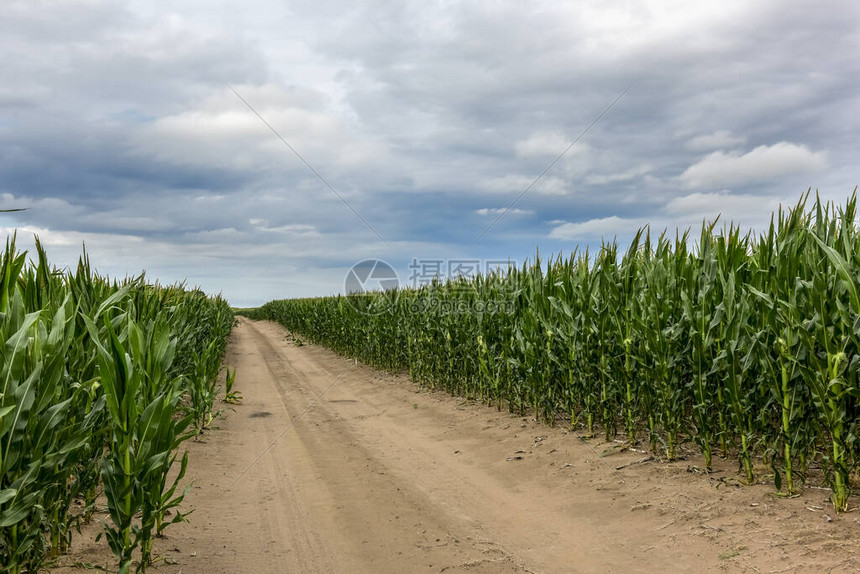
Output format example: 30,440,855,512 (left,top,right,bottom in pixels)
57,318,860,573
